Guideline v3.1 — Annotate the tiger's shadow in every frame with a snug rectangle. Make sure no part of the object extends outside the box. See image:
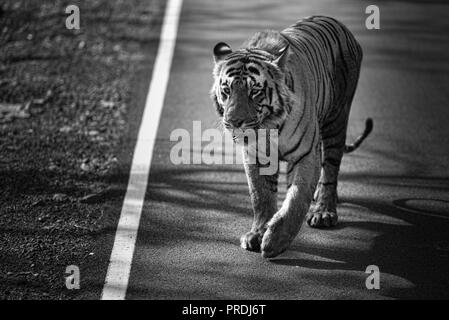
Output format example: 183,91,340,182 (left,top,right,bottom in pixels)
269,192,449,299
